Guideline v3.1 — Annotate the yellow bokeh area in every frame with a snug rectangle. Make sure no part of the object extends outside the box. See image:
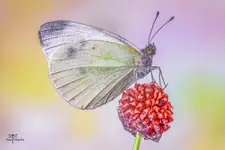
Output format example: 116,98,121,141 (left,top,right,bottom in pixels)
0,18,54,101
5,0,54,18
183,72,225,150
